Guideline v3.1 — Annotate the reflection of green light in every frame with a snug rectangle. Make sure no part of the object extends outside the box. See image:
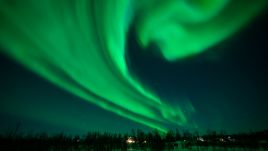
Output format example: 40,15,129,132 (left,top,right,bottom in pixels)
0,0,266,132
